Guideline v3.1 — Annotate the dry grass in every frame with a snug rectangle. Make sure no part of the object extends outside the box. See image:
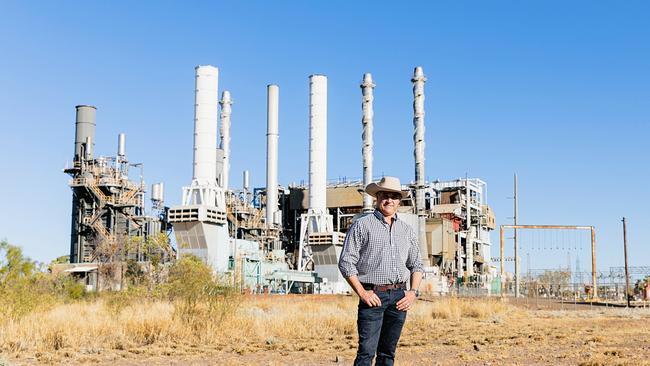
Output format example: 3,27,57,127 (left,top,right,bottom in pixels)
2,296,650,365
